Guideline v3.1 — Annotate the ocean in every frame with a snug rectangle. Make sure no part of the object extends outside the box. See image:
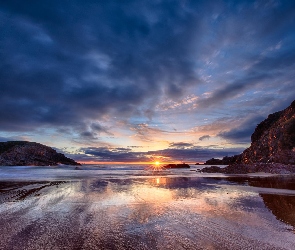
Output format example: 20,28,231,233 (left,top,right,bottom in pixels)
0,164,295,249
0,164,223,181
